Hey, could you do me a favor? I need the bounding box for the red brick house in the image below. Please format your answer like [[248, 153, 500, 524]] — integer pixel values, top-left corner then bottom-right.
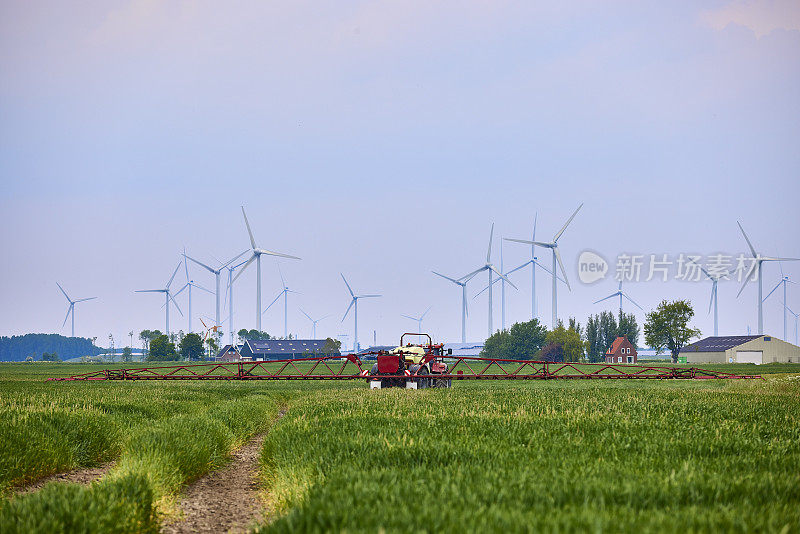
[[605, 337, 637, 364]]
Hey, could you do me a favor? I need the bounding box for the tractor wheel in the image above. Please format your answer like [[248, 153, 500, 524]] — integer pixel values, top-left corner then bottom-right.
[[416, 366, 431, 389]]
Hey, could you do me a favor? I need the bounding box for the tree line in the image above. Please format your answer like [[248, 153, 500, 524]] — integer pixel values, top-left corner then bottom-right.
[[0, 334, 102, 362], [481, 300, 699, 363]]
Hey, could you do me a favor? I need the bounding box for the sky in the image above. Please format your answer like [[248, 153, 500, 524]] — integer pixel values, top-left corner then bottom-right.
[[1, 0, 799, 351]]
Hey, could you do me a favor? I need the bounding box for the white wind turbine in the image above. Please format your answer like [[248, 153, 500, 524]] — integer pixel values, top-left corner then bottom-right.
[[736, 221, 800, 335], [593, 281, 643, 314], [699, 266, 722, 337], [234, 207, 301, 331], [762, 269, 795, 341], [299, 309, 330, 339], [56, 283, 97, 338], [135, 263, 183, 335], [222, 253, 249, 345], [506, 204, 583, 328], [184, 251, 245, 335], [172, 249, 213, 333], [262, 264, 298, 338], [431, 271, 477, 343], [457, 224, 517, 337], [401, 306, 432, 334], [341, 273, 381, 352]]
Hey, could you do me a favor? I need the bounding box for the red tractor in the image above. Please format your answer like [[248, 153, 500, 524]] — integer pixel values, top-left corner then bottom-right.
[[368, 333, 452, 389]]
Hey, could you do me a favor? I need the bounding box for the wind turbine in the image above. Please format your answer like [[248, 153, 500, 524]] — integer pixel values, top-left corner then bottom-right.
[[341, 274, 380, 352], [262, 264, 298, 338], [699, 266, 721, 337], [135, 263, 183, 335], [56, 283, 97, 338], [401, 306, 432, 334], [184, 251, 246, 337], [234, 206, 301, 331], [593, 281, 643, 314], [736, 221, 800, 335], [299, 309, 330, 339], [504, 214, 552, 321], [506, 204, 583, 328], [457, 224, 517, 337], [762, 271, 795, 341], [172, 249, 213, 333], [432, 271, 476, 343], [222, 253, 249, 346]]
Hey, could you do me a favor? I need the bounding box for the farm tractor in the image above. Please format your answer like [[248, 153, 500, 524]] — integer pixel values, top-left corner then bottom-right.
[[367, 333, 452, 389]]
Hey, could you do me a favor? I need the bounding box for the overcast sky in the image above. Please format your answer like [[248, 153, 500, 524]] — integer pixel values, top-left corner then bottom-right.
[[1, 1, 799, 350]]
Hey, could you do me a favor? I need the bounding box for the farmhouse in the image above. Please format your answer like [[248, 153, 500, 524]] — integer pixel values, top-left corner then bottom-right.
[[216, 344, 242, 362], [679, 335, 800, 364], [605, 337, 637, 364], [239, 339, 339, 361]]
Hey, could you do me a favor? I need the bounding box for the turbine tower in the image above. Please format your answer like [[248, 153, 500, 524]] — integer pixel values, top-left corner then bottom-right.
[[593, 281, 643, 314], [736, 221, 799, 335], [786, 306, 798, 346], [340, 274, 381, 352], [401, 306, 432, 334], [432, 271, 476, 343], [173, 250, 213, 333], [135, 263, 183, 335], [506, 204, 583, 328], [56, 283, 97, 338], [234, 207, 301, 331], [763, 272, 795, 341], [299, 309, 330, 339], [262, 264, 298, 338], [458, 224, 517, 337]]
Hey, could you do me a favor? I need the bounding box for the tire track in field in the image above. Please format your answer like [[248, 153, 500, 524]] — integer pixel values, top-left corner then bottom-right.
[[162, 408, 287, 534], [14, 461, 116, 495]]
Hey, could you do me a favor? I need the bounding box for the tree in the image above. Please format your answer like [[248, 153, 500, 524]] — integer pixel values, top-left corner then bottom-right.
[[481, 319, 547, 360], [205, 336, 219, 360], [41, 351, 60, 362], [179, 333, 204, 361], [644, 300, 701, 363], [545, 324, 584, 362], [540, 342, 564, 362], [481, 329, 512, 359], [617, 311, 640, 348], [147, 335, 176, 361], [321, 338, 342, 355], [121, 347, 133, 363], [139, 330, 163, 358], [238, 329, 270, 343]]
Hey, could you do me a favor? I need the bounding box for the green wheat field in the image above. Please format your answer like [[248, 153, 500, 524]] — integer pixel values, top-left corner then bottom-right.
[[1, 363, 798, 533]]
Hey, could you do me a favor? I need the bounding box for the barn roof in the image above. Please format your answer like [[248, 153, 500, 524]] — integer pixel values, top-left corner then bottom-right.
[[680, 335, 761, 353], [245, 339, 335, 354]]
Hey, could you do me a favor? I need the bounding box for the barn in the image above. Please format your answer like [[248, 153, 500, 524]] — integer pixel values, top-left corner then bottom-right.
[[239, 339, 339, 361], [679, 335, 800, 364]]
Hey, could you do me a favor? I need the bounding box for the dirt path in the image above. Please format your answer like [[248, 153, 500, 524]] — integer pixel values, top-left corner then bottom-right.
[[162, 410, 287, 534], [14, 461, 116, 495]]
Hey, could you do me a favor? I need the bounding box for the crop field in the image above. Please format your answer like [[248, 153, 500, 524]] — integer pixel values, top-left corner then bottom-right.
[[1, 363, 799, 533]]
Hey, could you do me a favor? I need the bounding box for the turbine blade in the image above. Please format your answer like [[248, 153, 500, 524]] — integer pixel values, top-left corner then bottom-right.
[[505, 238, 551, 248], [277, 262, 286, 288], [554, 247, 571, 291], [185, 254, 216, 274], [242, 206, 257, 250], [262, 292, 282, 315], [505, 261, 532, 276], [170, 294, 183, 316], [593, 294, 617, 305], [232, 255, 256, 283], [401, 314, 417, 321], [487, 223, 494, 263], [553, 203, 583, 243], [533, 259, 566, 284], [342, 298, 355, 322], [360, 294, 381, 298], [193, 283, 214, 295], [708, 284, 715, 315], [622, 293, 644, 311], [166, 263, 181, 289], [432, 271, 458, 284], [135, 289, 165, 293], [172, 283, 189, 299], [762, 279, 783, 303], [473, 283, 491, 299], [183, 248, 190, 281], [62, 305, 72, 328], [299, 308, 313, 321], [56, 282, 71, 302], [223, 249, 250, 268], [74, 297, 97, 303], [458, 266, 486, 282], [737, 221, 757, 257], [256, 248, 301, 260], [490, 265, 517, 290], [341, 273, 354, 297], [532, 212, 537, 242], [761, 257, 800, 262], [420, 306, 432, 320]]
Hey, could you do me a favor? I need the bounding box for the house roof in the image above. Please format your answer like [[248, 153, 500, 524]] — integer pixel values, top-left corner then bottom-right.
[[680, 335, 761, 353], [605, 337, 630, 355], [245, 339, 336, 355], [216, 344, 241, 359]]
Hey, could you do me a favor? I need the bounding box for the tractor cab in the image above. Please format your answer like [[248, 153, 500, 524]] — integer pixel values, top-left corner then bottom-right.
[[369, 333, 452, 389]]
